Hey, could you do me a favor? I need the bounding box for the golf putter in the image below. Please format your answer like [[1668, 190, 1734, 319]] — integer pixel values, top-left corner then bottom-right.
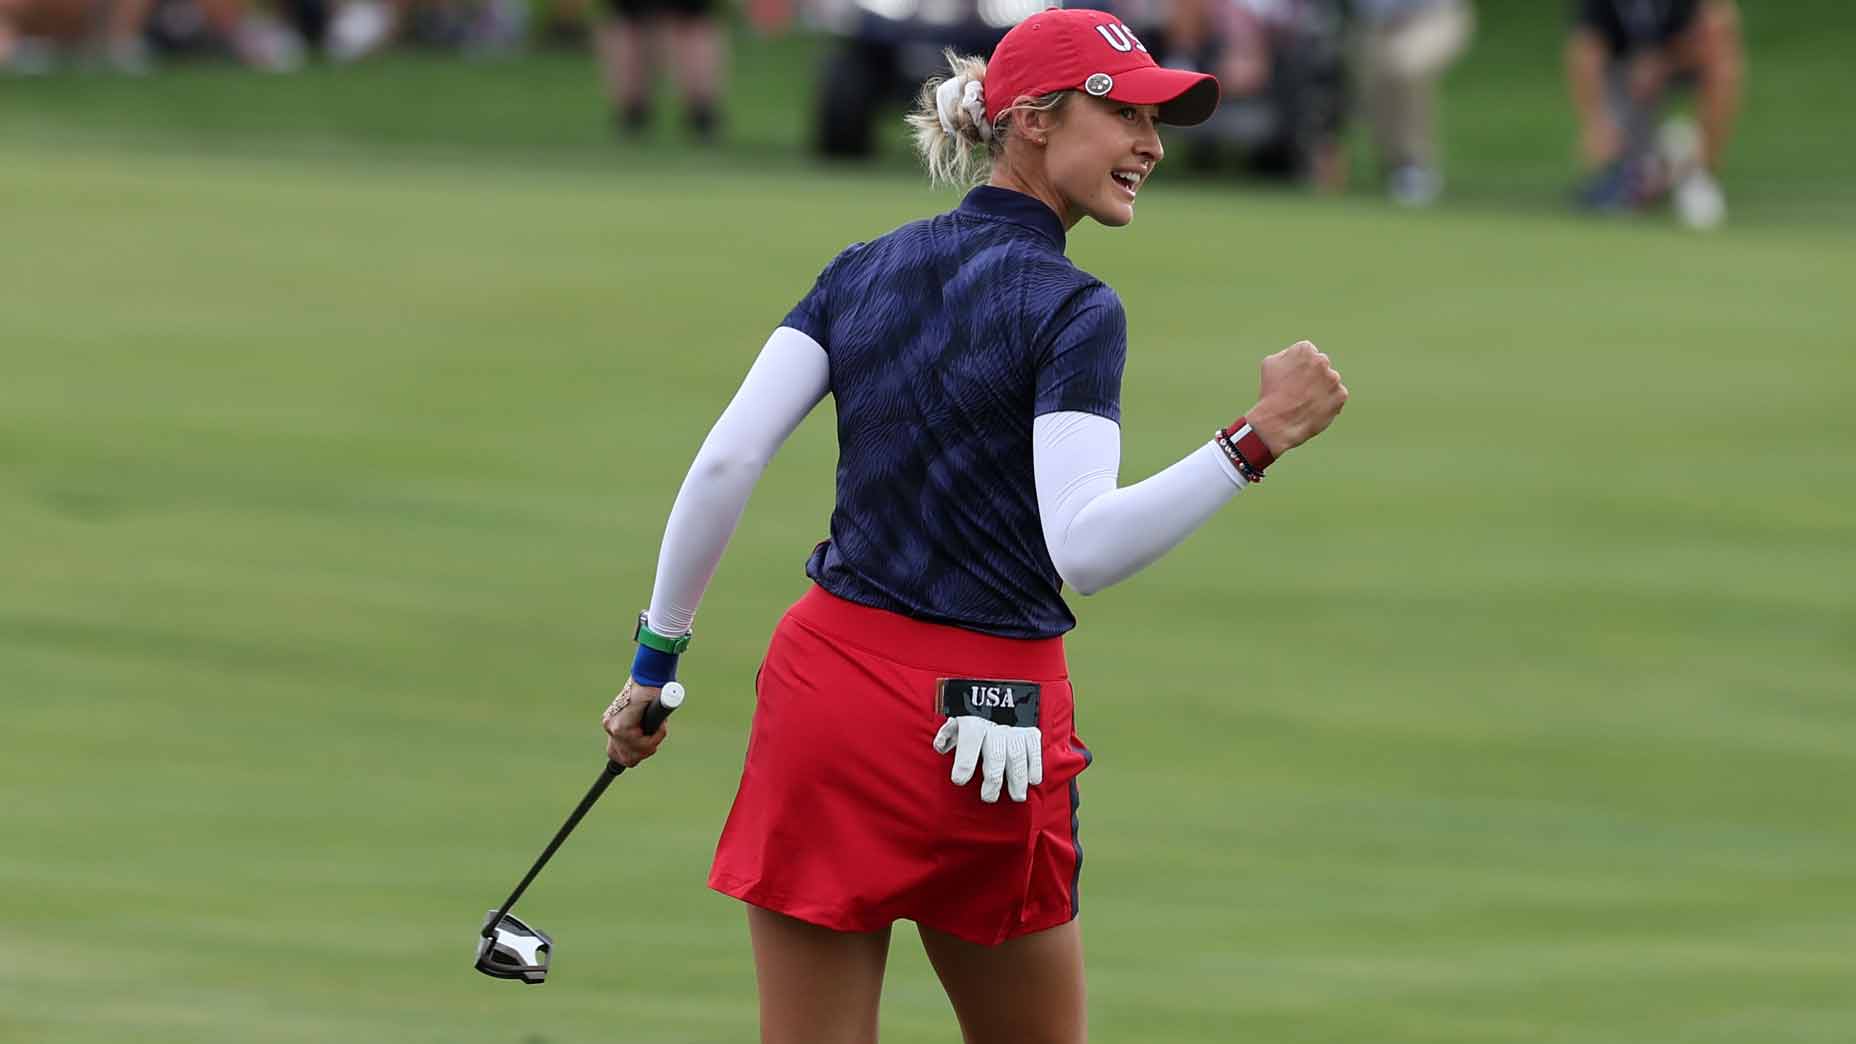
[[475, 681, 684, 984]]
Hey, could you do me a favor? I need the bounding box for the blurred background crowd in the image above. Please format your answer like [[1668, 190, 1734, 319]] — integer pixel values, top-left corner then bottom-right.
[[0, 0, 1744, 226]]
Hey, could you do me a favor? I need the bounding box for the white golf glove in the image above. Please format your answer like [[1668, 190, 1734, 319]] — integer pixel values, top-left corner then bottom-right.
[[933, 717, 1043, 803]]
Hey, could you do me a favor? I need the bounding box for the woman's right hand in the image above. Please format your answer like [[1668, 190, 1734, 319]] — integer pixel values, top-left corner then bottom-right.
[[601, 678, 670, 767], [1244, 341, 1349, 457]]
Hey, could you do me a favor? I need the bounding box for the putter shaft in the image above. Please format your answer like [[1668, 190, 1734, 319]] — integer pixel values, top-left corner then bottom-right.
[[482, 687, 681, 935]]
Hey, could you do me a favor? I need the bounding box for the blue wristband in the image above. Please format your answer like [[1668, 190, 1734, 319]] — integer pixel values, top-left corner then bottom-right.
[[631, 644, 680, 688]]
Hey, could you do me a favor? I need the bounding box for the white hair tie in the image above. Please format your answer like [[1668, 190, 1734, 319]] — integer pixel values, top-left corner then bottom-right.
[[961, 79, 991, 142], [935, 74, 992, 143]]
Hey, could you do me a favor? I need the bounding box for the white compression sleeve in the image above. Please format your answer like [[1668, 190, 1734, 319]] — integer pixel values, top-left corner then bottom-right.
[[1033, 411, 1247, 596], [644, 327, 830, 635]]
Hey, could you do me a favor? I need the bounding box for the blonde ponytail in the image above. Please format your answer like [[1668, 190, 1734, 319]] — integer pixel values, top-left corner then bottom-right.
[[908, 50, 1075, 188], [907, 51, 999, 188]]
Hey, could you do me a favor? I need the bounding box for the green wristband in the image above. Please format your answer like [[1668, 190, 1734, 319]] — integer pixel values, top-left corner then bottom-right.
[[634, 612, 692, 654]]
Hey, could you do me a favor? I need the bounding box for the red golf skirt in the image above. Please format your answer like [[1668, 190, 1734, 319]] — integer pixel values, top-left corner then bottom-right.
[[708, 585, 1092, 946]]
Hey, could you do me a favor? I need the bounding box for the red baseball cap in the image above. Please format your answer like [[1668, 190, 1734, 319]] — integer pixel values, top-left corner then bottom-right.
[[983, 8, 1220, 127]]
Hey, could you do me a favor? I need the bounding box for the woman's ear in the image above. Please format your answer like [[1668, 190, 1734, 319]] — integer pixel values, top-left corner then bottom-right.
[[1011, 105, 1058, 147]]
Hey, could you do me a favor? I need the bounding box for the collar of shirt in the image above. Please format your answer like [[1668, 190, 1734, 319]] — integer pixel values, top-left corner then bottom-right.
[[958, 186, 1067, 252]]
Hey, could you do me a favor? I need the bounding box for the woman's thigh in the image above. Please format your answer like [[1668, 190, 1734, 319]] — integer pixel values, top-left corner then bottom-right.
[[918, 919, 1086, 1044], [749, 906, 892, 1044]]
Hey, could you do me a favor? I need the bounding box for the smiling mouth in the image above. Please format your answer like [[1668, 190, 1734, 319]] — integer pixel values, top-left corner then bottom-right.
[[1111, 170, 1141, 199]]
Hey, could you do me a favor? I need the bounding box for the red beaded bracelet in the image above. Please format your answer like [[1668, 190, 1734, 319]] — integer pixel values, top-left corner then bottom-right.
[[1213, 428, 1265, 484]]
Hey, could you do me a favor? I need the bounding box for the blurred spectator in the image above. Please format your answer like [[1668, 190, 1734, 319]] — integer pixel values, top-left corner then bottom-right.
[[1149, 0, 1267, 93], [535, 0, 592, 48], [805, 0, 1023, 158], [1565, 0, 1743, 228], [284, 0, 329, 49], [5, 0, 159, 71], [3, 0, 309, 71], [1145, 0, 1349, 191], [183, 0, 308, 68], [597, 0, 726, 141], [327, 0, 525, 61], [1352, 0, 1472, 206], [0, 0, 27, 69], [742, 0, 791, 37], [326, 0, 394, 58]]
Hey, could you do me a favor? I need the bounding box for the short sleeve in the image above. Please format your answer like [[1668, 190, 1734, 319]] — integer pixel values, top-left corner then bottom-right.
[[780, 243, 862, 354], [1033, 283, 1127, 422]]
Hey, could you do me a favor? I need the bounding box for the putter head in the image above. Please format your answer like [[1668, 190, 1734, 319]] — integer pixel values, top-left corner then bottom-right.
[[475, 910, 552, 985]]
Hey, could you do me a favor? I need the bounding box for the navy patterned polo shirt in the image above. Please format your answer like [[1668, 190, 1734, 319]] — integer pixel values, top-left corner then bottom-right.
[[781, 185, 1127, 639]]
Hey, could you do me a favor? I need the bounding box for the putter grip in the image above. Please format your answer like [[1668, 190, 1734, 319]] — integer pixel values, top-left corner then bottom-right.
[[606, 681, 684, 777], [639, 696, 677, 735]]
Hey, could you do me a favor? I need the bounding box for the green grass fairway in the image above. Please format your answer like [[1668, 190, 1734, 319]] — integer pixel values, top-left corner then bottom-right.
[[4, 13, 1855, 1042]]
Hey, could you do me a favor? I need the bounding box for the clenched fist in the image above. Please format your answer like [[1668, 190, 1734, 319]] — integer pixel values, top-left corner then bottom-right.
[[1244, 341, 1349, 456]]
